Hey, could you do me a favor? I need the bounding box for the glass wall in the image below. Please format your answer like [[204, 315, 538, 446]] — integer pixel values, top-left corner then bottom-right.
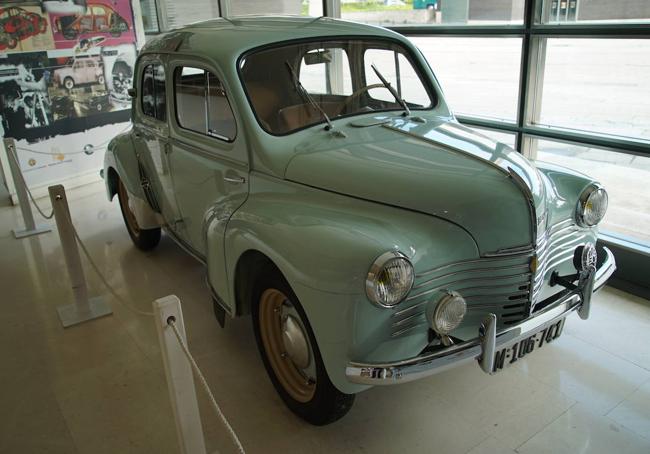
[[540, 0, 650, 24], [537, 38, 650, 140], [142, 0, 323, 34], [340, 0, 525, 26], [139, 0, 160, 33], [535, 139, 650, 245], [411, 37, 522, 121]]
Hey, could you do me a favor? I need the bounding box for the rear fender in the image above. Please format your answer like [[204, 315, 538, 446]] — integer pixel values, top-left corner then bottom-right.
[[104, 130, 144, 201]]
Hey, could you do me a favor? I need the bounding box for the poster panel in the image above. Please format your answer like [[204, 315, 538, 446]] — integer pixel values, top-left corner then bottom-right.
[[0, 0, 140, 201]]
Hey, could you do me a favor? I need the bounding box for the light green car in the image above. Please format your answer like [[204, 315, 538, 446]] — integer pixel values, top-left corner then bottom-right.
[[103, 16, 616, 425]]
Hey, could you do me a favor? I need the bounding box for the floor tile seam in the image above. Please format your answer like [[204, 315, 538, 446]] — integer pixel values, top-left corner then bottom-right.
[[563, 332, 650, 374], [512, 400, 578, 453]]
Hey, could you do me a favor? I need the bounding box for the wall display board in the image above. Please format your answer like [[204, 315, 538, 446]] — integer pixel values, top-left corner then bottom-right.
[[0, 0, 142, 202]]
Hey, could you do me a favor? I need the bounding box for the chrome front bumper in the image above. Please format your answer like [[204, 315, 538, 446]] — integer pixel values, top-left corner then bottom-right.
[[346, 246, 616, 386]]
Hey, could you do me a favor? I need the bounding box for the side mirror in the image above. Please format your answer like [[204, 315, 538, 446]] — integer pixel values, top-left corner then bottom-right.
[[128, 87, 136, 98]]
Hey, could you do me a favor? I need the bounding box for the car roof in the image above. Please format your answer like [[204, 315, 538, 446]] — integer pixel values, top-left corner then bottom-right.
[[139, 15, 404, 63]]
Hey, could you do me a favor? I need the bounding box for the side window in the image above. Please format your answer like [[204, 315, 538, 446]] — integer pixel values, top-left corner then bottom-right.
[[154, 65, 166, 121], [175, 66, 236, 141], [141, 63, 166, 121]]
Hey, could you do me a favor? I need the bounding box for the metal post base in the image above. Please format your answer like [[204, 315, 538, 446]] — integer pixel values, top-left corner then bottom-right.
[[57, 296, 113, 328], [12, 225, 51, 239]]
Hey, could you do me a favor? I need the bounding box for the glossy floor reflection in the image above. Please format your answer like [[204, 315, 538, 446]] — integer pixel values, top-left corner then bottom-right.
[[1, 181, 649, 454]]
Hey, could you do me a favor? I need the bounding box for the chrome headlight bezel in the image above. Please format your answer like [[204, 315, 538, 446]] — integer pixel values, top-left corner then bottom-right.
[[576, 184, 608, 228], [365, 251, 415, 308]]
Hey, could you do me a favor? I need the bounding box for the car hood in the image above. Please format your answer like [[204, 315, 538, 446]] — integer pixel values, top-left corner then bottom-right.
[[284, 116, 546, 255]]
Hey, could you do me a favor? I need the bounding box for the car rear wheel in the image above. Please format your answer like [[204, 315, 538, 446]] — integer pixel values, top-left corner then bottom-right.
[[97, 74, 105, 85], [63, 77, 74, 90], [117, 177, 160, 251], [252, 265, 354, 425]]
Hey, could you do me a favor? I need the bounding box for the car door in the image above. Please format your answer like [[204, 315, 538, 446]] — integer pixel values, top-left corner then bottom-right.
[[167, 58, 249, 308], [72, 60, 84, 83], [133, 55, 184, 234]]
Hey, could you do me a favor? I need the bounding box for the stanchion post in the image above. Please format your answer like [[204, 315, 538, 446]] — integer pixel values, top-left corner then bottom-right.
[[48, 184, 112, 327], [3, 137, 51, 238], [153, 295, 207, 454]]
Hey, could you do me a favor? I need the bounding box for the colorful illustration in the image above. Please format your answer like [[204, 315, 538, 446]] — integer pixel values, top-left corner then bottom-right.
[[0, 5, 48, 50], [0, 0, 137, 143], [49, 0, 135, 49]]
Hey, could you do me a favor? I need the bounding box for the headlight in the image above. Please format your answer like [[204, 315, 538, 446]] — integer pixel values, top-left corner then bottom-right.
[[576, 185, 608, 227], [427, 291, 467, 335], [366, 251, 414, 308]]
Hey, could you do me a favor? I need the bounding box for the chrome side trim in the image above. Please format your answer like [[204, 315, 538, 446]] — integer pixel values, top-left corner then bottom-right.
[[163, 226, 206, 265], [406, 272, 531, 302], [416, 253, 532, 278], [414, 263, 530, 289]]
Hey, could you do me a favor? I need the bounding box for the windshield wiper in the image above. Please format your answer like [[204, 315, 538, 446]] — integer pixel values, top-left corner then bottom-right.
[[370, 63, 411, 117], [284, 61, 334, 131]]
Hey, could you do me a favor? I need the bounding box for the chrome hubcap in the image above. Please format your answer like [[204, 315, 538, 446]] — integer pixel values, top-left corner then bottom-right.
[[282, 314, 310, 370]]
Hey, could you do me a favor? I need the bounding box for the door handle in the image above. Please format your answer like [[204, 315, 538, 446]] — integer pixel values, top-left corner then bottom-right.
[[224, 175, 246, 184]]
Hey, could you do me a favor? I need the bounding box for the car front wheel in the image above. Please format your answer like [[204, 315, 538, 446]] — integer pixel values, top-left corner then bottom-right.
[[252, 265, 354, 425], [117, 177, 160, 251], [63, 77, 74, 90]]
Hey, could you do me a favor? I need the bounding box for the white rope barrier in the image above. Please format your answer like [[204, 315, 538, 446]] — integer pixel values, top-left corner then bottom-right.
[[71, 224, 155, 317], [7, 148, 55, 219], [168, 318, 246, 454], [6, 142, 244, 451]]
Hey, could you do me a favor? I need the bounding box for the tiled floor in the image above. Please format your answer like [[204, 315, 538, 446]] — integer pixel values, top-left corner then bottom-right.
[[1, 181, 649, 454]]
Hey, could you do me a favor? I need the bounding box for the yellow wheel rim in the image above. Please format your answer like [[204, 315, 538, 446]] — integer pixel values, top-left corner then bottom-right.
[[118, 180, 140, 235], [259, 288, 316, 403]]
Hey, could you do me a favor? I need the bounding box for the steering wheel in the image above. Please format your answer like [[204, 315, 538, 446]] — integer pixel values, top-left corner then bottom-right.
[[338, 83, 385, 115]]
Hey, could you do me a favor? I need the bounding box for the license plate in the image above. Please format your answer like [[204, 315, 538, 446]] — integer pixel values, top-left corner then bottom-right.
[[491, 318, 565, 373]]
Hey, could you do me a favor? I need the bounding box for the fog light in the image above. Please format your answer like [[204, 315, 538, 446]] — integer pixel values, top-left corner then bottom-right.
[[427, 291, 467, 335]]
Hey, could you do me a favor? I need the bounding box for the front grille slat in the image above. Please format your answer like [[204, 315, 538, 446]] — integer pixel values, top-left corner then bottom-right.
[[390, 218, 587, 338]]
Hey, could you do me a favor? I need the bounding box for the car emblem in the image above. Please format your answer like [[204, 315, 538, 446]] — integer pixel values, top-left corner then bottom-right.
[[530, 255, 539, 274], [581, 244, 597, 271]]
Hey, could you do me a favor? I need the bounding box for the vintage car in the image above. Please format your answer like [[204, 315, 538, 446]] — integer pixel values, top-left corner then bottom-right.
[[53, 56, 104, 89], [54, 2, 129, 40], [0, 6, 47, 49], [103, 17, 616, 425]]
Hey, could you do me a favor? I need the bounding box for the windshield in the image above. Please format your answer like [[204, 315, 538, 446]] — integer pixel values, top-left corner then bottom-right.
[[240, 39, 434, 135]]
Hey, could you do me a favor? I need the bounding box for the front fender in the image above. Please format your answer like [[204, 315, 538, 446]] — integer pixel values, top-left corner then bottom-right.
[[536, 160, 598, 225], [225, 173, 480, 393]]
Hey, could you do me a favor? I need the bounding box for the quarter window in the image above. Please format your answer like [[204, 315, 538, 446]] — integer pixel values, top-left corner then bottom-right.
[[141, 63, 166, 122], [174, 66, 236, 141]]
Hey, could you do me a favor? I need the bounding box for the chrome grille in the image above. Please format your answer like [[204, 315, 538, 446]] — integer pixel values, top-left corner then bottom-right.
[[531, 219, 586, 310], [391, 254, 532, 337], [390, 218, 584, 338]]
